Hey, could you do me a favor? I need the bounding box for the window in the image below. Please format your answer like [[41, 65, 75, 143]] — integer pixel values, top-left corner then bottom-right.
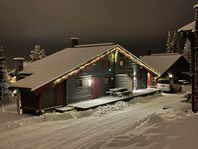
[[174, 79, 179, 84], [158, 79, 170, 84], [104, 76, 111, 85], [103, 60, 110, 68], [76, 79, 82, 88], [119, 60, 125, 66]]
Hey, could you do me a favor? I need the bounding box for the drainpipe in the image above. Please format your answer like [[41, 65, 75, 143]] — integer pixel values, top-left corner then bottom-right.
[[192, 4, 198, 112]]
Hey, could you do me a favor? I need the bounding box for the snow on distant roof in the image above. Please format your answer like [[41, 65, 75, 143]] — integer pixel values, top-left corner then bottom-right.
[[75, 43, 114, 48], [194, 4, 198, 8], [140, 53, 183, 76], [178, 21, 195, 32]]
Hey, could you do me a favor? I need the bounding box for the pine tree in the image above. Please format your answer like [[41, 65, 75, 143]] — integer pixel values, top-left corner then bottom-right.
[[166, 31, 172, 53], [171, 31, 180, 53], [29, 45, 46, 62], [183, 39, 191, 62], [0, 44, 10, 101]]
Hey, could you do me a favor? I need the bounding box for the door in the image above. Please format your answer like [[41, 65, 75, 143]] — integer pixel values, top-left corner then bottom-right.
[[147, 72, 151, 88], [54, 82, 65, 106], [91, 77, 99, 98]]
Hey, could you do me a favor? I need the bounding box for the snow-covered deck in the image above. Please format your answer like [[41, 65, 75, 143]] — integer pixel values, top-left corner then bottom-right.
[[68, 88, 160, 110]]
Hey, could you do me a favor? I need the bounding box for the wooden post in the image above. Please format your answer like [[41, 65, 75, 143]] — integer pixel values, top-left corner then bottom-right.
[[16, 90, 22, 114]]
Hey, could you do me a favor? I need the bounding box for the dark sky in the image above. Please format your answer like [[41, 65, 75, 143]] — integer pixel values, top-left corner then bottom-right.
[[0, 0, 196, 67]]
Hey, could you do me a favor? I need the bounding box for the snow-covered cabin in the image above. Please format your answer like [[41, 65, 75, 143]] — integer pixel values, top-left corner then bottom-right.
[[11, 43, 160, 114], [141, 53, 190, 81]]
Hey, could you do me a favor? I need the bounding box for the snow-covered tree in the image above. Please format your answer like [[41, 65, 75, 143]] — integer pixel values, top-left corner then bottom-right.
[[171, 31, 180, 53], [166, 31, 172, 53], [29, 45, 46, 62], [183, 39, 191, 62], [0, 44, 10, 101]]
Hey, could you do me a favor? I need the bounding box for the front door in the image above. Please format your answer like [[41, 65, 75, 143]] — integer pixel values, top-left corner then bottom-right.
[[54, 82, 65, 106], [91, 77, 99, 98], [147, 72, 151, 88]]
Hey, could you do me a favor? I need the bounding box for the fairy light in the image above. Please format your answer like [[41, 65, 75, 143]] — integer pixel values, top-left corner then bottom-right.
[[115, 50, 118, 62], [53, 45, 160, 86]]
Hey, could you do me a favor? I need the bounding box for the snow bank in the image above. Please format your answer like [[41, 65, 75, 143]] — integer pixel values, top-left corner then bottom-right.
[[92, 101, 129, 117]]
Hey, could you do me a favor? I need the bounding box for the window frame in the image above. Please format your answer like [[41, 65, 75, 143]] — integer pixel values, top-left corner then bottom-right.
[[75, 79, 83, 88]]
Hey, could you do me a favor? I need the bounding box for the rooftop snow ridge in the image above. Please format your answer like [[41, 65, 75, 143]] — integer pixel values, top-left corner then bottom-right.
[[75, 43, 115, 48], [148, 53, 180, 56]]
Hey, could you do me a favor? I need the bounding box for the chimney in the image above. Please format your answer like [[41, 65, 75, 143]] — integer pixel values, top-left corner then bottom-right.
[[194, 4, 198, 30], [13, 57, 25, 72], [70, 37, 79, 47], [146, 50, 152, 56]]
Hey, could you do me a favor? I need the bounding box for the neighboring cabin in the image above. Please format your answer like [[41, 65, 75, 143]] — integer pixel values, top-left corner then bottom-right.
[[140, 53, 190, 81], [11, 42, 160, 114]]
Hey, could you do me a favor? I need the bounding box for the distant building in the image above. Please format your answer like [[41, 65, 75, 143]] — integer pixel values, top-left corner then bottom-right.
[[141, 53, 190, 81], [11, 43, 159, 114]]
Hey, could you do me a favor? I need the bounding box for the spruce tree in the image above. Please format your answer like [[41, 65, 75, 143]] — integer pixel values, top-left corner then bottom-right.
[[172, 31, 180, 53], [166, 31, 172, 53], [29, 45, 46, 62], [0, 44, 10, 101], [183, 39, 191, 62]]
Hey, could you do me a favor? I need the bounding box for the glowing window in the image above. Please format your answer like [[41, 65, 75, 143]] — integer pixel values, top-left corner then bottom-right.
[[119, 60, 125, 66]]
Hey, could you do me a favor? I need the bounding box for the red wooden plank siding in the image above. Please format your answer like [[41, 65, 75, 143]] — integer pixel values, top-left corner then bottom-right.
[[54, 82, 65, 106]]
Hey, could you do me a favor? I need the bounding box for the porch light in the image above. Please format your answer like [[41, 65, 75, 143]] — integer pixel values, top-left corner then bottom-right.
[[88, 79, 92, 87], [12, 89, 17, 97], [168, 73, 173, 78]]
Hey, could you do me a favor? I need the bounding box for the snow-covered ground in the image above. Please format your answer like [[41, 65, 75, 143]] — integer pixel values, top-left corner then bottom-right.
[[0, 85, 195, 149]]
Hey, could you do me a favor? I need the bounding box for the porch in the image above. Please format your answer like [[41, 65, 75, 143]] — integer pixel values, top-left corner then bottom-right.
[[56, 88, 161, 111]]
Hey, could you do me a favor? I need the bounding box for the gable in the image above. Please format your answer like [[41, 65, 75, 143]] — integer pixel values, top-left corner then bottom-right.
[[53, 45, 160, 87]]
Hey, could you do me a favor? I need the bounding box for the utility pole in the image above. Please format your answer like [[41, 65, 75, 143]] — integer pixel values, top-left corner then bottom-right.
[[193, 4, 198, 112], [178, 4, 198, 112]]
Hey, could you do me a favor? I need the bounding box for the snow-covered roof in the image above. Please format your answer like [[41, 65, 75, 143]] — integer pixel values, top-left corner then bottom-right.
[[178, 21, 195, 32], [11, 44, 160, 91], [140, 53, 188, 76], [194, 4, 198, 9]]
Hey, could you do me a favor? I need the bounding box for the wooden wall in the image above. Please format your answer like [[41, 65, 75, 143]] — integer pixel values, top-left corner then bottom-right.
[[115, 74, 132, 91], [20, 89, 39, 113], [66, 53, 115, 104], [66, 76, 92, 104]]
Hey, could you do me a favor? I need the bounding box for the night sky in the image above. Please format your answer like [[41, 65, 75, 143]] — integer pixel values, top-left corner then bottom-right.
[[0, 0, 196, 67]]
